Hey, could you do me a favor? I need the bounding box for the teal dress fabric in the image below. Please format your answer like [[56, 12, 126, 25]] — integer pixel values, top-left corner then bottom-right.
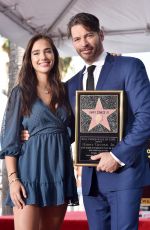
[[0, 85, 78, 207]]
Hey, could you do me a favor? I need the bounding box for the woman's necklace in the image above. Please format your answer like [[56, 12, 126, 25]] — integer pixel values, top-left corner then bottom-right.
[[37, 86, 50, 94]]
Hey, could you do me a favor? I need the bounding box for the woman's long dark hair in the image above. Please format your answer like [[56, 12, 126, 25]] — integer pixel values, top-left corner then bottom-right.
[[18, 34, 66, 115]]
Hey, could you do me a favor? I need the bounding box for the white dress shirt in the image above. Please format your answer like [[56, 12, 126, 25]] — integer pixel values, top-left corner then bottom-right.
[[82, 51, 125, 166]]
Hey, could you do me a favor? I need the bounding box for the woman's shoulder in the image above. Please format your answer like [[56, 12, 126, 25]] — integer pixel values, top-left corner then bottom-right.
[[9, 84, 21, 97], [7, 85, 22, 106], [11, 84, 21, 93]]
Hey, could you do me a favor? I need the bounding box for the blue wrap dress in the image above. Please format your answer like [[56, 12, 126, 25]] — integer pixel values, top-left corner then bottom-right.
[[0, 85, 78, 207]]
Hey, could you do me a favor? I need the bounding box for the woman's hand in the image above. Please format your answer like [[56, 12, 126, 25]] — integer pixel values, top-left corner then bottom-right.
[[9, 179, 27, 209]]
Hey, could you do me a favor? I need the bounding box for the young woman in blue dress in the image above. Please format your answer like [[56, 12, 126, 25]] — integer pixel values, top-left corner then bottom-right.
[[0, 34, 78, 230]]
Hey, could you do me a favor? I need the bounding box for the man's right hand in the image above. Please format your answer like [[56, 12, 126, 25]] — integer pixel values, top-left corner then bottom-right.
[[21, 130, 30, 141]]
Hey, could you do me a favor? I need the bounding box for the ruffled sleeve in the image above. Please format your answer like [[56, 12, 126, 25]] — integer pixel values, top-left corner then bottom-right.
[[0, 85, 22, 159]]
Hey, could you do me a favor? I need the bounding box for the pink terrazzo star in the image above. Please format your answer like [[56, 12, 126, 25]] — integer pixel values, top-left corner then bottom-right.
[[82, 98, 116, 131]]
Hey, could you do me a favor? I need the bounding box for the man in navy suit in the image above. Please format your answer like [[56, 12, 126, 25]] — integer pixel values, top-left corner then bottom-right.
[[66, 13, 150, 230]]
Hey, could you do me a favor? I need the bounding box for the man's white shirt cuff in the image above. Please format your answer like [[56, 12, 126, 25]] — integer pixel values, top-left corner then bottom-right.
[[110, 152, 125, 166]]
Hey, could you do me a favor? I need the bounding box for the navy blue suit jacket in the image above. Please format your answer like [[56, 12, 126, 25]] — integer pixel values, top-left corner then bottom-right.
[[66, 53, 150, 194]]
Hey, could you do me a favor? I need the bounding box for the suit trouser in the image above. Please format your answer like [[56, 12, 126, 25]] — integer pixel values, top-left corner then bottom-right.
[[83, 188, 143, 230]]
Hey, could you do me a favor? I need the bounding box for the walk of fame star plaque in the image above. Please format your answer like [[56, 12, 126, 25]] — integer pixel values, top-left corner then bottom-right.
[[75, 90, 124, 166]]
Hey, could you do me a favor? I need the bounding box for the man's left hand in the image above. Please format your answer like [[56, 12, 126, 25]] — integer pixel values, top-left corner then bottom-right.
[[91, 152, 120, 173]]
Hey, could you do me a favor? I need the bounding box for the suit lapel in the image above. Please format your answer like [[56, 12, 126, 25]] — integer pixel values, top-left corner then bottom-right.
[[78, 66, 86, 90], [77, 54, 115, 90], [96, 53, 115, 90]]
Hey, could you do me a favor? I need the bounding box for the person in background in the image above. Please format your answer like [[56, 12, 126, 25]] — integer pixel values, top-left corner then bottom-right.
[[66, 12, 150, 230], [0, 34, 78, 230]]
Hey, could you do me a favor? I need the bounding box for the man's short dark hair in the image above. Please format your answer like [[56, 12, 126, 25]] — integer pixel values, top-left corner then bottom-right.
[[67, 12, 100, 37]]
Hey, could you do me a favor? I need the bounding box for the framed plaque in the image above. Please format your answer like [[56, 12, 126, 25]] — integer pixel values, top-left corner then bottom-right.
[[146, 139, 150, 163], [75, 90, 124, 166]]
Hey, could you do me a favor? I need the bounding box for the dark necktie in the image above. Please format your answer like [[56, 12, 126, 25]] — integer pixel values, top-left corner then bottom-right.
[[86, 65, 96, 90]]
